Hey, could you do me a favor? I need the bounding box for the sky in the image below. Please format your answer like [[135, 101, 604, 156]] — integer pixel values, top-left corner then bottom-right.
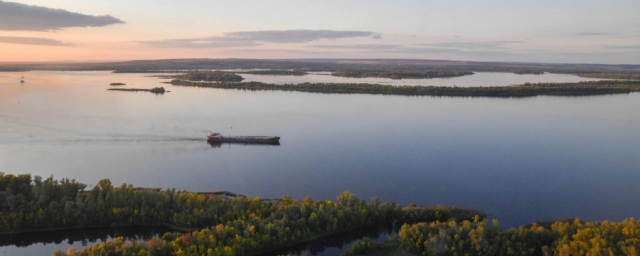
[[0, 0, 639, 64]]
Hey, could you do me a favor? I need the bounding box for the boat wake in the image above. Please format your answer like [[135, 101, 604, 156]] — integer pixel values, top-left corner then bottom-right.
[[0, 133, 206, 146], [55, 136, 205, 145]]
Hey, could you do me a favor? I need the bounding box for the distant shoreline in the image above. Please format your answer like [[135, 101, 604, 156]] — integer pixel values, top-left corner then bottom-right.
[[1, 58, 639, 81], [170, 80, 638, 97]]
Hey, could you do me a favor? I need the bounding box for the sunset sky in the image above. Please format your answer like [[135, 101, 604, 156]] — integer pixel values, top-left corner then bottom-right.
[[1, 0, 639, 64]]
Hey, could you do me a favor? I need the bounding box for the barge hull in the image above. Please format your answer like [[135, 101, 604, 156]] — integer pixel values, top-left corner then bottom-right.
[[207, 136, 280, 144]]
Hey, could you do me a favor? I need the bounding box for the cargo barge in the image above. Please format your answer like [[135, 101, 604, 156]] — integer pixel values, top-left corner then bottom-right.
[[206, 132, 280, 144]]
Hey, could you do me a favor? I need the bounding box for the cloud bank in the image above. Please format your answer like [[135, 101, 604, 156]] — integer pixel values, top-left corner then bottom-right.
[[608, 45, 640, 49], [311, 41, 521, 52], [307, 42, 521, 58], [0, 36, 72, 46], [0, 1, 124, 31], [138, 30, 381, 48], [312, 44, 402, 50], [418, 41, 522, 50], [576, 32, 612, 36]]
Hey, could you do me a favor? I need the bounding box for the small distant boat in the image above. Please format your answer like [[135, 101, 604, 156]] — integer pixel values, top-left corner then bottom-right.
[[20, 76, 24, 83], [206, 132, 280, 144]]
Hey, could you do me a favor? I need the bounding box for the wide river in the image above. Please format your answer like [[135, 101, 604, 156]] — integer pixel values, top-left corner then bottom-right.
[[0, 71, 638, 255]]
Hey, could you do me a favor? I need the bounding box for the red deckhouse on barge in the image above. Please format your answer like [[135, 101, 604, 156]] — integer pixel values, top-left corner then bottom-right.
[[206, 132, 280, 144]]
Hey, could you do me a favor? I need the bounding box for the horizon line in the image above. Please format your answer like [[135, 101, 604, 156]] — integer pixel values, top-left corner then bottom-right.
[[1, 57, 639, 67]]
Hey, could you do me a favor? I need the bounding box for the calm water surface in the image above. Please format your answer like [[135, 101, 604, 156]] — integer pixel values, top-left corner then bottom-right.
[[239, 71, 608, 87], [0, 226, 172, 255], [0, 71, 639, 255]]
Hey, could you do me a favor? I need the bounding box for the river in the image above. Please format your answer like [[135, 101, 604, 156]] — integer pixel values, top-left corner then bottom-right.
[[0, 71, 638, 255]]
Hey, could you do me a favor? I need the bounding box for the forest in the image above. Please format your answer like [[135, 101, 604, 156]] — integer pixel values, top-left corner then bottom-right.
[[394, 218, 640, 256], [0, 173, 481, 255], [329, 70, 474, 79], [172, 69, 474, 80], [340, 217, 640, 256], [1, 173, 640, 255], [170, 79, 639, 97], [235, 70, 308, 76], [577, 72, 640, 80], [174, 72, 244, 82]]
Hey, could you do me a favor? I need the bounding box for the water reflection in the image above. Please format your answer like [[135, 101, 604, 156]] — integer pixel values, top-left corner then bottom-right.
[[264, 224, 394, 256], [0, 226, 173, 250], [1, 71, 640, 255], [238, 72, 611, 87], [1, 225, 391, 256]]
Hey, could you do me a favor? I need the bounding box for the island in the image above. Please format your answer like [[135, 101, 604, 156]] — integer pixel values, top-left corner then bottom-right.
[[577, 72, 640, 80], [174, 71, 244, 82], [330, 70, 474, 79], [109, 82, 126, 86], [512, 70, 545, 75], [169, 79, 639, 97], [107, 87, 166, 94], [236, 70, 309, 76]]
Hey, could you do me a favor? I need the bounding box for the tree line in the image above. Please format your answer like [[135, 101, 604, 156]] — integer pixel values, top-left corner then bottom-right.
[[170, 79, 638, 97], [396, 217, 640, 256], [577, 72, 640, 80], [3, 173, 639, 255], [340, 217, 640, 256], [0, 173, 482, 255], [174, 72, 244, 82], [330, 70, 474, 80], [235, 70, 308, 76]]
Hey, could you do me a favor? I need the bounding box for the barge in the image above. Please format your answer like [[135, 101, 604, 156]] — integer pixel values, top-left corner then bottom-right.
[[206, 132, 280, 144]]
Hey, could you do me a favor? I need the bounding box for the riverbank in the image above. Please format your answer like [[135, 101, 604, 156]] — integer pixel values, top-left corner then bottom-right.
[[0, 223, 195, 237], [0, 173, 483, 256], [2, 173, 640, 255]]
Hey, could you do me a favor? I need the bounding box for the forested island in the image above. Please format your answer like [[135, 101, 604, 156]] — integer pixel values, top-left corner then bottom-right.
[[0, 173, 639, 255], [577, 72, 640, 80], [109, 83, 126, 86], [512, 70, 545, 75], [170, 79, 639, 97], [168, 69, 475, 82], [330, 70, 474, 79], [0, 68, 29, 72], [235, 70, 308, 76], [174, 72, 244, 82], [108, 87, 166, 94], [0, 173, 480, 255]]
